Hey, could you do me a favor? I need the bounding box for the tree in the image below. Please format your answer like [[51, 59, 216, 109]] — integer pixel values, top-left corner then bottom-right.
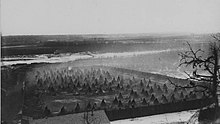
[[169, 34, 220, 108]]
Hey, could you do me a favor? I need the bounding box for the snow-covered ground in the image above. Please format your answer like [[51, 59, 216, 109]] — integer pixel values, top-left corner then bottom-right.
[[1, 48, 180, 66], [1, 48, 187, 79], [111, 110, 197, 124], [1, 53, 92, 66], [94, 48, 179, 58]]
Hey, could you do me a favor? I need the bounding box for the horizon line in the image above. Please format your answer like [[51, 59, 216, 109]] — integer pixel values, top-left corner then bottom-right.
[[1, 32, 219, 37]]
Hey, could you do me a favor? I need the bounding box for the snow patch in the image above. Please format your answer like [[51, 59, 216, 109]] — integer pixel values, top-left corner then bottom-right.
[[111, 110, 197, 124]]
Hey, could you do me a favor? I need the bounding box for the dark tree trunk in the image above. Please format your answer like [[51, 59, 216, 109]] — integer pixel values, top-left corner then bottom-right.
[[213, 44, 219, 108]]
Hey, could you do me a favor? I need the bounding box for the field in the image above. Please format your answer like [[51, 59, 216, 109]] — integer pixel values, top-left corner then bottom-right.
[[1, 33, 214, 123], [21, 64, 207, 119]]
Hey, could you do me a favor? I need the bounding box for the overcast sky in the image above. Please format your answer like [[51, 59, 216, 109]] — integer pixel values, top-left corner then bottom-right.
[[1, 0, 220, 35]]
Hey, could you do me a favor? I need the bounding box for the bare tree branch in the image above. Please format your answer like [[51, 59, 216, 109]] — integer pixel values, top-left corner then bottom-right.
[[177, 34, 220, 107], [167, 78, 208, 90], [212, 34, 220, 42], [183, 71, 213, 82], [167, 78, 211, 96]]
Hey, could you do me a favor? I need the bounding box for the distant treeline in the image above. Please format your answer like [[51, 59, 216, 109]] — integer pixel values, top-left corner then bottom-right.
[[2, 41, 164, 56], [1, 35, 104, 46], [105, 98, 214, 121], [2, 33, 210, 46]]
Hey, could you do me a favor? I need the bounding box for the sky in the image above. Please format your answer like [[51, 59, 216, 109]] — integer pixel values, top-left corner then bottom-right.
[[1, 0, 220, 35]]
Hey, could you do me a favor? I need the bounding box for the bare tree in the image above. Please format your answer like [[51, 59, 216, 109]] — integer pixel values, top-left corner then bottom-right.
[[169, 34, 220, 108]]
